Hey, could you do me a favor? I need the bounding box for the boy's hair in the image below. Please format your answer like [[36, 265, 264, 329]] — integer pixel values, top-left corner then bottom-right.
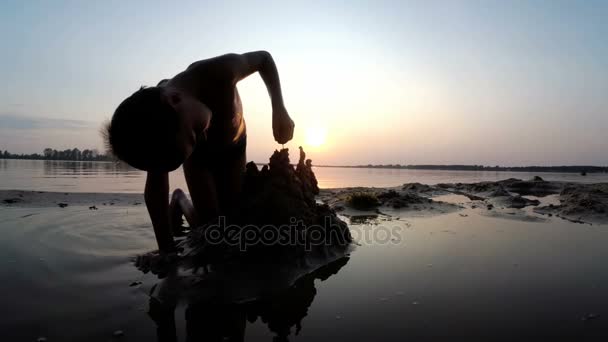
[[104, 86, 184, 172]]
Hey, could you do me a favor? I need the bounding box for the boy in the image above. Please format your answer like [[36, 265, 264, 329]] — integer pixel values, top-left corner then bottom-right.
[[105, 51, 295, 253]]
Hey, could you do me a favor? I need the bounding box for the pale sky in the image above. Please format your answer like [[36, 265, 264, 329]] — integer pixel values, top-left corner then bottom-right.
[[1, 0, 607, 166]]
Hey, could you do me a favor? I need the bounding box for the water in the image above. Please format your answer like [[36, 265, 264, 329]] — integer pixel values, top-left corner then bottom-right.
[[1, 159, 608, 340], [1, 159, 606, 193], [2, 205, 608, 340]]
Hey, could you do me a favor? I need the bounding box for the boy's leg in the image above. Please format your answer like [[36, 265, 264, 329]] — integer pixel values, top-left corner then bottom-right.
[[169, 188, 196, 235], [213, 135, 247, 214], [181, 136, 246, 226], [215, 153, 246, 213], [182, 158, 220, 224]]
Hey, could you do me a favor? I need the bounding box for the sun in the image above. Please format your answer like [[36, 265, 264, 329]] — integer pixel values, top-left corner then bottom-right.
[[305, 126, 327, 148]]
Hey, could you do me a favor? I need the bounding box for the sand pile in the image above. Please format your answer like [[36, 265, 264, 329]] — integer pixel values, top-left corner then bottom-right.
[[418, 178, 608, 224], [235, 147, 323, 226], [436, 178, 560, 210], [500, 195, 540, 209], [179, 147, 352, 267], [377, 189, 434, 209], [319, 185, 460, 217], [499, 177, 563, 197], [535, 183, 608, 224], [401, 183, 437, 194], [438, 177, 562, 199]]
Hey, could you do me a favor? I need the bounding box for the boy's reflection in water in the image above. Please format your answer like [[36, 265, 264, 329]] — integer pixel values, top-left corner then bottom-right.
[[148, 257, 349, 342]]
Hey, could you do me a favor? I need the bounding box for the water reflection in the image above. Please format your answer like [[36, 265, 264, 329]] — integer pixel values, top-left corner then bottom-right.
[[148, 257, 349, 342], [41, 160, 138, 177], [2, 159, 607, 193]]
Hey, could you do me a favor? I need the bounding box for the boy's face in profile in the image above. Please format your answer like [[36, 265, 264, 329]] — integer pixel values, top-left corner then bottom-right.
[[162, 88, 212, 166]]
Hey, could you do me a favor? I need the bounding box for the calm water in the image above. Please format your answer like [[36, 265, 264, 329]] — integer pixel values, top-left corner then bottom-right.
[[2, 159, 608, 340], [2, 206, 608, 340], [1, 159, 606, 193]]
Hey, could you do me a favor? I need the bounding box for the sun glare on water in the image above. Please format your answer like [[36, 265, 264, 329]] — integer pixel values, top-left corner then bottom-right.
[[305, 127, 327, 148]]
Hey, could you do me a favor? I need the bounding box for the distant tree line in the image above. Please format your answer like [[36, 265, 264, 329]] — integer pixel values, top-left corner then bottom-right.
[[2, 149, 606, 173], [0, 148, 113, 161], [316, 164, 608, 173]]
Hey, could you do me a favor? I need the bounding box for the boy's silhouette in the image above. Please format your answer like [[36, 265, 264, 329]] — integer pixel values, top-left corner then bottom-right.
[[105, 51, 294, 252]]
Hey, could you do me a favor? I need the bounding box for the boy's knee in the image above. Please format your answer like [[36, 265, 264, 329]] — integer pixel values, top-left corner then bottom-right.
[[171, 188, 185, 201]]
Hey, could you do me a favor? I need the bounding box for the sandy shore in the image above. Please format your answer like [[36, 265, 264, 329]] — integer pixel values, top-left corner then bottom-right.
[[319, 177, 608, 225], [0, 190, 144, 208], [2, 177, 607, 225]]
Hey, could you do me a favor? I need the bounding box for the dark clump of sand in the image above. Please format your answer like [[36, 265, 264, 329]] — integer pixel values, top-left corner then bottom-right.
[[437, 176, 562, 198], [422, 177, 608, 224], [319, 184, 461, 219], [345, 192, 381, 210], [500, 195, 540, 209], [315, 176, 608, 225], [437, 177, 554, 209], [534, 183, 608, 224], [378, 190, 434, 209], [499, 177, 563, 197]]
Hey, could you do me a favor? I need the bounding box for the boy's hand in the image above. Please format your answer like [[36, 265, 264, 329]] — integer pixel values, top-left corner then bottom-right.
[[272, 106, 294, 144], [135, 250, 179, 278]]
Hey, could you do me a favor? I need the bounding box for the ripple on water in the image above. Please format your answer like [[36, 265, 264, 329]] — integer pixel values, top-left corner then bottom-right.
[[0, 206, 159, 340]]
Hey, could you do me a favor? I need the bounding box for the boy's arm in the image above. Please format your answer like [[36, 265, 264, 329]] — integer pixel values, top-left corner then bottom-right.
[[144, 172, 174, 252], [233, 51, 294, 144], [190, 51, 294, 143], [229, 51, 285, 108]]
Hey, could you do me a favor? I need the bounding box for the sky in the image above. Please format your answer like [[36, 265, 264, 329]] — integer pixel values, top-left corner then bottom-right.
[[1, 0, 607, 166]]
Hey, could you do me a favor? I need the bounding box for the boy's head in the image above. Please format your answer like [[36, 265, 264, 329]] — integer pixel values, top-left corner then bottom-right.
[[105, 86, 210, 172]]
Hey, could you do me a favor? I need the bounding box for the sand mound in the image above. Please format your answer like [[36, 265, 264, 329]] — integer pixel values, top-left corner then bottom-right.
[[499, 178, 562, 197], [378, 190, 433, 209], [438, 178, 562, 198], [488, 185, 511, 197], [401, 183, 436, 193], [492, 195, 540, 209], [177, 148, 352, 268], [535, 183, 608, 224], [319, 185, 460, 219]]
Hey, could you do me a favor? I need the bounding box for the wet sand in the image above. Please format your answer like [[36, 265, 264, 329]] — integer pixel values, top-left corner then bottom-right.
[[4, 177, 607, 225], [0, 190, 144, 207], [318, 177, 608, 225]]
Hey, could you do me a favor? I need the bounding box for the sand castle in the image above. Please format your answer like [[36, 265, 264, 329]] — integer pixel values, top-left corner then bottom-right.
[[177, 147, 352, 268]]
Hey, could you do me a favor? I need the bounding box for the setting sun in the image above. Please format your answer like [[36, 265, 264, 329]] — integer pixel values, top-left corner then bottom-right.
[[305, 127, 327, 148]]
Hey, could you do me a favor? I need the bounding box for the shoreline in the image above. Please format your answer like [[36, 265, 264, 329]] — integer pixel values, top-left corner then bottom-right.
[[0, 190, 144, 207], [3, 177, 607, 225]]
